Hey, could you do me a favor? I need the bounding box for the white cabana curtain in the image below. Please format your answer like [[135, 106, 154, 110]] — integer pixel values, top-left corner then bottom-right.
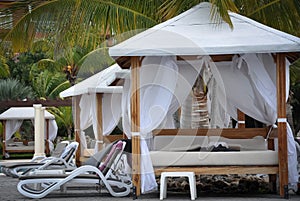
[[91, 93, 122, 152], [5, 120, 23, 141], [80, 93, 122, 153], [122, 56, 203, 193], [47, 119, 58, 151], [209, 53, 298, 186]]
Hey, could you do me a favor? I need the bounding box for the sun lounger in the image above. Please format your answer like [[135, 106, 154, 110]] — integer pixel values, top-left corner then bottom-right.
[[17, 140, 132, 198], [1, 141, 78, 178]]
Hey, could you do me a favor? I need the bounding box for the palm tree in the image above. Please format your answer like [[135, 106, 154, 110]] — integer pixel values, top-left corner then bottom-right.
[[48, 106, 74, 140], [31, 70, 70, 99], [1, 0, 163, 54]]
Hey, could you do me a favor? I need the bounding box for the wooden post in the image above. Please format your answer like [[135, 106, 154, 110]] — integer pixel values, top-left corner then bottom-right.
[[237, 109, 245, 128], [1, 120, 6, 158], [96, 93, 104, 151], [276, 53, 288, 197], [131, 56, 141, 196], [45, 119, 50, 155], [73, 95, 82, 166]]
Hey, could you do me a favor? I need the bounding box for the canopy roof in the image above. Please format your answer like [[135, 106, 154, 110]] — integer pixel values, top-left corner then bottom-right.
[[0, 107, 55, 120], [109, 2, 300, 57], [60, 64, 129, 98]]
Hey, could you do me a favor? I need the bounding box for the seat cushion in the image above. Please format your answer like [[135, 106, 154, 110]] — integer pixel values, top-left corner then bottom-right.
[[150, 150, 278, 166]]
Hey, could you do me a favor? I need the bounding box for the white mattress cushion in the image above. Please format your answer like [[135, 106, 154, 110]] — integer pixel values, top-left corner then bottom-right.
[[150, 150, 278, 166]]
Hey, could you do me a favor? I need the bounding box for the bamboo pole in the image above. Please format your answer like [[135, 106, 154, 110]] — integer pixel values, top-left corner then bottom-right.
[[276, 53, 288, 198], [96, 93, 104, 151], [131, 56, 141, 197]]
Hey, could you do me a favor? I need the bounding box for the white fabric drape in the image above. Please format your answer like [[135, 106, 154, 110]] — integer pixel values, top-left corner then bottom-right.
[[122, 56, 203, 193], [210, 53, 298, 186], [91, 93, 122, 152], [80, 93, 122, 153], [47, 119, 58, 151], [5, 120, 23, 141]]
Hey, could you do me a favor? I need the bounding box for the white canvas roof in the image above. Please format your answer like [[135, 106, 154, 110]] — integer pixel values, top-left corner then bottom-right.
[[60, 64, 129, 98], [109, 2, 300, 57], [0, 107, 55, 120]]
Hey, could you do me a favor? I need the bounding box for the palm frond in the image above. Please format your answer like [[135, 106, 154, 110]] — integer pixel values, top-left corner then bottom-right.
[[1, 0, 160, 53]]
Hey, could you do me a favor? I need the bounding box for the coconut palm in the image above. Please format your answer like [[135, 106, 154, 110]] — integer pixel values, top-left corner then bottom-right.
[[1, 0, 162, 54], [31, 70, 70, 99], [48, 106, 74, 140]]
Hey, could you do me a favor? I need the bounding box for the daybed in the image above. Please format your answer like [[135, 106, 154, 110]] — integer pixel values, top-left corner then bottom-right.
[[150, 128, 278, 185], [0, 107, 58, 157]]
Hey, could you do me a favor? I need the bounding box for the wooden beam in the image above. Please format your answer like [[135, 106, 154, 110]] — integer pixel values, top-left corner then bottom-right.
[[116, 55, 235, 69], [152, 128, 272, 139], [0, 99, 72, 109], [177, 55, 234, 62], [131, 56, 141, 196], [155, 166, 279, 176], [96, 94, 104, 151], [276, 53, 288, 197], [237, 109, 246, 128], [45, 119, 50, 155], [1, 120, 6, 158], [73, 95, 82, 167]]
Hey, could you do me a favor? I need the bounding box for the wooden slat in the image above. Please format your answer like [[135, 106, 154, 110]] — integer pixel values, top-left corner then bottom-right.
[[153, 128, 272, 139], [276, 53, 288, 197], [96, 94, 104, 151], [155, 166, 279, 175], [104, 135, 123, 143], [131, 56, 141, 196]]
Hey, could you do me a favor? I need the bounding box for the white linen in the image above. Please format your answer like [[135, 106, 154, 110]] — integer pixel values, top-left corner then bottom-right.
[[5, 120, 23, 141], [122, 56, 203, 193], [210, 53, 298, 185], [80, 93, 122, 153]]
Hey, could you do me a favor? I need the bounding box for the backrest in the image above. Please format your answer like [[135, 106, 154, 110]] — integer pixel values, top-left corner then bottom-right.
[[153, 135, 209, 151], [99, 140, 125, 176], [51, 141, 69, 158], [60, 142, 79, 164], [84, 142, 115, 167]]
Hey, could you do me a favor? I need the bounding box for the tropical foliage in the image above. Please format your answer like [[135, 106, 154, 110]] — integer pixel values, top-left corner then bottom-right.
[[1, 0, 300, 137], [0, 78, 34, 101]]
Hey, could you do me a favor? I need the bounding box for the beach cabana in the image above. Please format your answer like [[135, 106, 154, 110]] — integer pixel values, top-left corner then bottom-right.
[[60, 64, 129, 164], [108, 2, 300, 197], [0, 107, 57, 157]]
